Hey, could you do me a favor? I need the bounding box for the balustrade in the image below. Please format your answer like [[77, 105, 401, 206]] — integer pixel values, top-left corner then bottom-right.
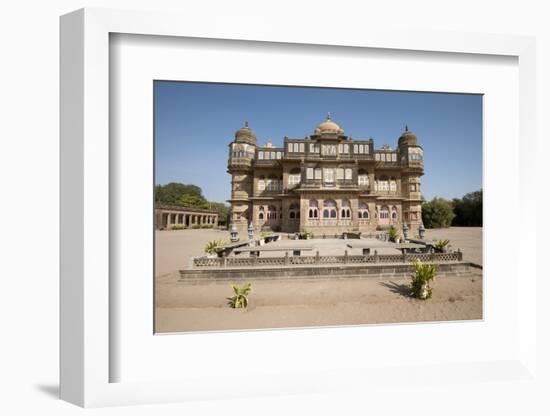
[[192, 251, 462, 269]]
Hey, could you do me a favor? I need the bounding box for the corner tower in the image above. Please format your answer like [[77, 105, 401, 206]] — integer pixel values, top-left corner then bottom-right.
[[227, 122, 256, 235], [397, 126, 424, 234]]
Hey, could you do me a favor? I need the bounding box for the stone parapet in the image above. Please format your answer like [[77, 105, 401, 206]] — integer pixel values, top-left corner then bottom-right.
[[178, 261, 478, 284]]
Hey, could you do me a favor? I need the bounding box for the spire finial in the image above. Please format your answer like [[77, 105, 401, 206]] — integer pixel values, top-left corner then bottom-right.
[[326, 112, 331, 120], [244, 120, 249, 128], [405, 124, 409, 132]]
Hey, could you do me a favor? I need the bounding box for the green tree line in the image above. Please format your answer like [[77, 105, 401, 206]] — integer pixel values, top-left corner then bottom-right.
[[155, 182, 229, 220], [422, 189, 482, 228]]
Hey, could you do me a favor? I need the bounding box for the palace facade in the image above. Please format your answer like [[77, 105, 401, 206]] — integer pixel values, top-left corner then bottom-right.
[[227, 115, 424, 236]]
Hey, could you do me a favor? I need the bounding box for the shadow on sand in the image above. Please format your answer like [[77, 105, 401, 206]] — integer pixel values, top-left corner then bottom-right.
[[379, 281, 412, 298]]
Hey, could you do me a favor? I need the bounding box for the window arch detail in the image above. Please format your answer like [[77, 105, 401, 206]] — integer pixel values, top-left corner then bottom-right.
[[308, 200, 319, 219], [358, 202, 369, 220], [323, 199, 337, 219]]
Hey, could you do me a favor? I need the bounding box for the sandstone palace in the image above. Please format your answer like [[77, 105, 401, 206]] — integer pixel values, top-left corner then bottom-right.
[[228, 115, 424, 236]]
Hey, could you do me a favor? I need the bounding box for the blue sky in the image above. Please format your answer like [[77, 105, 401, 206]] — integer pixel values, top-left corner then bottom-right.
[[155, 81, 482, 203]]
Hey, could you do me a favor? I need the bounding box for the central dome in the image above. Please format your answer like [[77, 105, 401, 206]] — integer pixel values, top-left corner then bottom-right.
[[315, 113, 344, 134]]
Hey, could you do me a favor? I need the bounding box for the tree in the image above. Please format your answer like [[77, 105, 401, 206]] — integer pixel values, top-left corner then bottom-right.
[[208, 201, 230, 219], [155, 182, 229, 219], [155, 182, 204, 206], [452, 190, 483, 226], [422, 197, 456, 228], [178, 193, 209, 209]]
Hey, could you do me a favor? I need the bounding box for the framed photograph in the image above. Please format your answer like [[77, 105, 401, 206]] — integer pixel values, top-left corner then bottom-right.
[[153, 81, 483, 334], [60, 8, 538, 408]]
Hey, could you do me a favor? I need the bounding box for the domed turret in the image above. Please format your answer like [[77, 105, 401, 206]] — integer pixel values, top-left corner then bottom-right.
[[234, 121, 257, 145], [398, 125, 417, 146], [314, 113, 344, 135]]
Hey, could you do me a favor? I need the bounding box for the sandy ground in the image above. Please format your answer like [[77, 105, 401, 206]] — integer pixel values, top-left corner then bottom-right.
[[156, 274, 482, 332], [424, 227, 483, 266], [155, 227, 483, 333]]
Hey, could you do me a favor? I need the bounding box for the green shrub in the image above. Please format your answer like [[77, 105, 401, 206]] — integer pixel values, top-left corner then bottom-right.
[[410, 260, 438, 300], [204, 239, 226, 255], [171, 224, 185, 230], [387, 226, 399, 242], [434, 239, 450, 251], [227, 283, 252, 309], [191, 224, 200, 229], [298, 231, 313, 240]]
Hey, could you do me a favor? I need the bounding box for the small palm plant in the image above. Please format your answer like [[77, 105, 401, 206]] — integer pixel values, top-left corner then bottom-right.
[[227, 283, 252, 309], [387, 226, 399, 242], [434, 239, 450, 252], [410, 260, 438, 300], [204, 239, 226, 255]]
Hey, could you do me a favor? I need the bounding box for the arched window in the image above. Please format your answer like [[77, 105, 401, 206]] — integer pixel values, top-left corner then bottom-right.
[[289, 203, 300, 220], [288, 168, 301, 187], [379, 205, 390, 225], [323, 199, 337, 218], [258, 175, 265, 191], [267, 205, 277, 221], [358, 169, 369, 187], [258, 206, 265, 221], [308, 200, 319, 219], [358, 202, 369, 219], [391, 207, 398, 221], [341, 199, 351, 219]]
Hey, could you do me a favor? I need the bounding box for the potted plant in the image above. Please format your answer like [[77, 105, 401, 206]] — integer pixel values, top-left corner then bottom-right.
[[410, 259, 438, 300], [387, 226, 400, 243], [434, 239, 450, 253], [227, 283, 252, 309], [204, 239, 226, 258]]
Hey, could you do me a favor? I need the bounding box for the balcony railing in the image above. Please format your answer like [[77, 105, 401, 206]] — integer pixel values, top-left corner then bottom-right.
[[228, 157, 252, 168], [189, 251, 463, 270], [377, 161, 400, 168], [373, 190, 400, 196], [305, 219, 351, 227], [254, 159, 278, 166]]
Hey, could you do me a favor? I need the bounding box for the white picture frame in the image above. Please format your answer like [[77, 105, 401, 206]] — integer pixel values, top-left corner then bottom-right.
[[60, 8, 538, 408]]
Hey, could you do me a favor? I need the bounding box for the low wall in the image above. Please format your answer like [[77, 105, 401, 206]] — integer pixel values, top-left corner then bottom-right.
[[192, 251, 462, 269], [178, 261, 478, 284]]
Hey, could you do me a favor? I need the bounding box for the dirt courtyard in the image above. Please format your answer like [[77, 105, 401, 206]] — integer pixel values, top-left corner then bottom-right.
[[155, 227, 483, 333]]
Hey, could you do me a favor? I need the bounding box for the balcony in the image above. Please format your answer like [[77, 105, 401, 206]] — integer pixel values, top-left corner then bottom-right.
[[254, 159, 278, 167], [376, 161, 400, 168], [306, 219, 352, 227], [407, 160, 424, 169], [228, 157, 252, 169], [285, 152, 306, 160], [372, 190, 401, 197], [254, 189, 283, 197], [351, 154, 374, 160]]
